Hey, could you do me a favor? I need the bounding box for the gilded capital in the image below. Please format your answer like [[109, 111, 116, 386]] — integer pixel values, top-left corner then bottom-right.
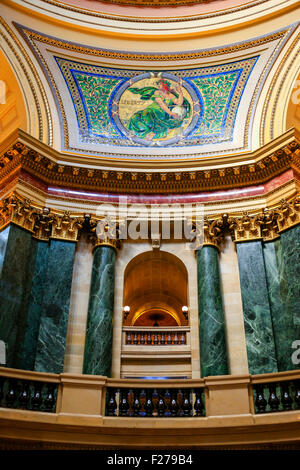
[[230, 212, 264, 243], [260, 209, 280, 242], [276, 197, 300, 233], [0, 195, 36, 232], [33, 208, 54, 241], [90, 217, 122, 252], [50, 212, 84, 242]]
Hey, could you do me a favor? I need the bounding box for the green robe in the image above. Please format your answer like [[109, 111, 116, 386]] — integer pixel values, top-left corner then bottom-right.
[[127, 86, 191, 140]]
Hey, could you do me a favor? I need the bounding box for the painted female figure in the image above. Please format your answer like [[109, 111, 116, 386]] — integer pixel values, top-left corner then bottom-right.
[[127, 79, 191, 141]]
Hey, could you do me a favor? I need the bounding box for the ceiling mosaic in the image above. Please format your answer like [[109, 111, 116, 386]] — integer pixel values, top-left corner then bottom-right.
[[55, 57, 257, 148], [14, 23, 296, 160]]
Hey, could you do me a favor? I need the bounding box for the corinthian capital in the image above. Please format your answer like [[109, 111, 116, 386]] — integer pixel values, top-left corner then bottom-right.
[[51, 211, 84, 242], [230, 212, 264, 243], [276, 197, 300, 232], [0, 194, 37, 232], [90, 217, 123, 251]]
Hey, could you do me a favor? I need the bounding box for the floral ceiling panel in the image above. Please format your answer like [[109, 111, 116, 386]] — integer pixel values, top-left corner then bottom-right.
[[55, 57, 257, 148], [15, 23, 294, 160]]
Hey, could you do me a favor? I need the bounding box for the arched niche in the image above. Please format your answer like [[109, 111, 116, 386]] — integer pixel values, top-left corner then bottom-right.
[[123, 250, 188, 327]]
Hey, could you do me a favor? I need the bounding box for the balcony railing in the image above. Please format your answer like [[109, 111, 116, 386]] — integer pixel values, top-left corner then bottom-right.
[[0, 369, 58, 413], [106, 387, 205, 417], [252, 372, 300, 413], [1, 367, 300, 448], [122, 327, 190, 346]]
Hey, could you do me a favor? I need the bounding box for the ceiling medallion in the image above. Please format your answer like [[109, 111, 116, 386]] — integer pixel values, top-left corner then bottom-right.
[[112, 72, 201, 147]]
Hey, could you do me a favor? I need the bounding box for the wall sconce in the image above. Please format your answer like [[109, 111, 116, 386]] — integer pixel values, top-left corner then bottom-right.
[[123, 306, 130, 320], [182, 306, 188, 320]]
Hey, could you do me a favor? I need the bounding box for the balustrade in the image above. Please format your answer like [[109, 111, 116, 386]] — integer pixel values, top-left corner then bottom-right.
[[123, 327, 189, 346], [253, 379, 300, 413], [105, 387, 205, 417], [0, 376, 58, 412]]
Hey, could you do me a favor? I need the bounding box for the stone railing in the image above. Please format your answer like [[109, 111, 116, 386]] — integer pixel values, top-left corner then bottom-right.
[[251, 370, 300, 414], [122, 327, 190, 346], [0, 368, 59, 413], [1, 367, 300, 448], [106, 385, 204, 417]]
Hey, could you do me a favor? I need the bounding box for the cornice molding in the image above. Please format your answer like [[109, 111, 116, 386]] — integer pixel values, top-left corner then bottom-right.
[[0, 130, 299, 195]]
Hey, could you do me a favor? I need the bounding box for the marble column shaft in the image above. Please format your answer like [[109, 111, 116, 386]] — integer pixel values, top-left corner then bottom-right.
[[280, 225, 300, 326], [0, 224, 37, 368], [18, 240, 50, 370], [197, 246, 229, 377], [236, 241, 278, 374], [34, 239, 76, 374], [83, 245, 116, 377]]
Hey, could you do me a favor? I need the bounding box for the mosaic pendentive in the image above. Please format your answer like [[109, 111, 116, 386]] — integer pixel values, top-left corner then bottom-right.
[[55, 56, 258, 148]]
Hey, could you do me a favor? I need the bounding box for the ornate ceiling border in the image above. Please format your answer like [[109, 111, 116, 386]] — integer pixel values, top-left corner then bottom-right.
[[41, 0, 268, 22], [15, 23, 287, 61]]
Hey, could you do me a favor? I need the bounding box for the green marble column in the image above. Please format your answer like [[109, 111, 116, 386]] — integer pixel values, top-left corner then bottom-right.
[[236, 241, 278, 374], [34, 239, 76, 374], [263, 240, 293, 371], [280, 225, 300, 326], [18, 240, 50, 370], [197, 246, 228, 377], [0, 224, 37, 368], [83, 245, 116, 377]]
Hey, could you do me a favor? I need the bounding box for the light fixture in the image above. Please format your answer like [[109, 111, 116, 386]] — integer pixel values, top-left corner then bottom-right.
[[123, 306, 130, 320], [182, 306, 188, 319]]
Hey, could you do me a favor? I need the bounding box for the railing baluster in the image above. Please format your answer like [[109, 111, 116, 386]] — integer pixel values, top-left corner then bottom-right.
[[194, 389, 204, 417], [281, 382, 293, 411], [254, 384, 267, 413], [268, 384, 280, 412], [152, 389, 159, 417], [107, 388, 117, 416], [19, 381, 30, 409], [294, 380, 300, 409], [157, 393, 165, 417], [170, 392, 178, 417], [182, 390, 192, 417], [6, 379, 16, 408], [145, 392, 154, 417], [139, 389, 147, 417], [31, 382, 43, 411], [164, 389, 171, 417], [119, 389, 129, 417]]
